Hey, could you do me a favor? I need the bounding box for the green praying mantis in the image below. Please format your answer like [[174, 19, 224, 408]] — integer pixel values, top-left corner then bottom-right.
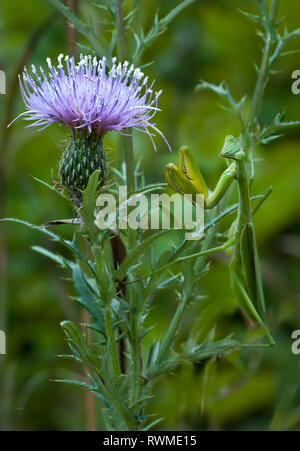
[[165, 139, 275, 346]]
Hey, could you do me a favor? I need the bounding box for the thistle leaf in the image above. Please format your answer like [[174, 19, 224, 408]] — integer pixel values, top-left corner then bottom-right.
[[61, 320, 101, 369], [143, 417, 164, 431], [31, 245, 73, 270], [196, 81, 245, 122], [72, 262, 106, 336], [1, 218, 86, 261], [133, 0, 196, 61], [53, 379, 94, 390], [32, 176, 69, 201], [115, 229, 174, 281], [81, 170, 100, 235]]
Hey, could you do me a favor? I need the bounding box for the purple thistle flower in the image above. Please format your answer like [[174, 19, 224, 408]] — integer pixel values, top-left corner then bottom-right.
[[13, 54, 170, 151]]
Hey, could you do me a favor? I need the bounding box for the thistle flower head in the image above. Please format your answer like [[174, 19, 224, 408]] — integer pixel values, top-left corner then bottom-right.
[[14, 54, 170, 151]]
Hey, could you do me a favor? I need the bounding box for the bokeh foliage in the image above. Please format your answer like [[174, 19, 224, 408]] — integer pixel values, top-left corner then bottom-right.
[[1, 0, 300, 430]]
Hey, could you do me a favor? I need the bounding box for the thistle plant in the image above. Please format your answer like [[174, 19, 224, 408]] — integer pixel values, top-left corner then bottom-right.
[[14, 54, 166, 204], [3, 0, 300, 431]]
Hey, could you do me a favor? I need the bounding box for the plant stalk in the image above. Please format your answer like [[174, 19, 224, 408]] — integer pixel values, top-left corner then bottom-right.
[[247, 0, 279, 128], [157, 295, 189, 366], [104, 298, 122, 378], [114, 0, 140, 406], [114, 0, 136, 249]]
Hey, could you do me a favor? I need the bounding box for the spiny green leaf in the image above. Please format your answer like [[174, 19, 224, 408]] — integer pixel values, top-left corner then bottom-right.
[[72, 263, 106, 336], [81, 170, 100, 235], [61, 320, 102, 369], [114, 229, 174, 281], [196, 81, 246, 122], [258, 111, 300, 144], [32, 176, 69, 201], [156, 274, 181, 289], [238, 9, 261, 23], [147, 340, 161, 371], [261, 134, 283, 144], [186, 337, 241, 361], [148, 337, 245, 378], [52, 379, 94, 390], [159, 0, 196, 29], [1, 218, 87, 262], [133, 0, 196, 62], [31, 245, 73, 269], [143, 417, 164, 431]]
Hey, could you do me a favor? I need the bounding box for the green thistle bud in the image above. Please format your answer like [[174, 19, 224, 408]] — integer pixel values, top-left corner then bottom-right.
[[59, 130, 107, 205]]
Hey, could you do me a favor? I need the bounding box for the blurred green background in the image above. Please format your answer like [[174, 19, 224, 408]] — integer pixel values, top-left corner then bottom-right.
[[1, 0, 300, 430]]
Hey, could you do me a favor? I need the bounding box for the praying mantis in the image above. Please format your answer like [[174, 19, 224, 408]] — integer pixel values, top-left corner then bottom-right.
[[165, 141, 275, 346]]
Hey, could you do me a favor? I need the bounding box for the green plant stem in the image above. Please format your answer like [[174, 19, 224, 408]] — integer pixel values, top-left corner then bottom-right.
[[269, 0, 279, 30], [130, 238, 236, 284], [114, 0, 126, 61], [104, 298, 122, 378], [157, 294, 189, 366], [124, 158, 140, 403], [247, 35, 271, 128], [114, 0, 140, 406], [92, 244, 122, 378], [98, 382, 136, 430], [114, 0, 136, 250], [128, 313, 140, 405], [110, 398, 136, 430], [247, 0, 278, 128], [122, 133, 136, 250]]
